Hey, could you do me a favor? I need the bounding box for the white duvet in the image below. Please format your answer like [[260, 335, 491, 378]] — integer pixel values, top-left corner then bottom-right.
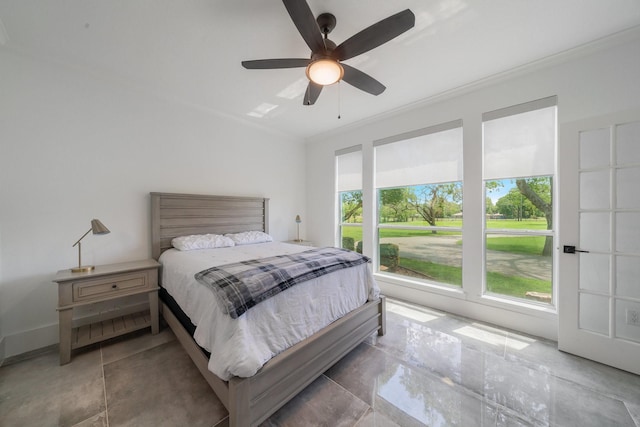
[[159, 242, 379, 380]]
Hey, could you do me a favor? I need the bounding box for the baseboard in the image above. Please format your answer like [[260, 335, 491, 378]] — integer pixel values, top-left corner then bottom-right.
[[2, 323, 59, 361], [2, 344, 58, 367], [1, 301, 150, 361]]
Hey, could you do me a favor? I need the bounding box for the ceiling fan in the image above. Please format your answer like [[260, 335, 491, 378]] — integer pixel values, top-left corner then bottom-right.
[[241, 0, 415, 105]]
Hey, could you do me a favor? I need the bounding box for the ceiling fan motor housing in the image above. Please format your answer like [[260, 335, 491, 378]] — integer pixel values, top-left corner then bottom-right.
[[316, 13, 337, 36]]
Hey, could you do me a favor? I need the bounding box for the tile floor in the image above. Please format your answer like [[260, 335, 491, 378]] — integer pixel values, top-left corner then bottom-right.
[[1, 298, 639, 426]]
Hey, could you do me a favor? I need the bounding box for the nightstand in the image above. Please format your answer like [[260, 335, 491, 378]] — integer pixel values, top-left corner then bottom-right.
[[285, 240, 314, 247], [53, 259, 161, 365]]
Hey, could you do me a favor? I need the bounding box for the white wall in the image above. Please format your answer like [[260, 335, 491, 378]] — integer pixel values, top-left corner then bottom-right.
[[0, 48, 306, 360], [305, 31, 640, 341]]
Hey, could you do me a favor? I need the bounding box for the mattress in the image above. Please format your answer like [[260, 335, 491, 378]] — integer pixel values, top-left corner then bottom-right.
[[159, 241, 379, 380]]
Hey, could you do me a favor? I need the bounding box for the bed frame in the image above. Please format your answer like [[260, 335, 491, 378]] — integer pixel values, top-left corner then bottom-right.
[[150, 192, 386, 427]]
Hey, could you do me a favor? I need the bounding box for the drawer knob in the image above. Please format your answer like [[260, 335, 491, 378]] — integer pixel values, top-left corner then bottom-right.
[[112, 284, 117, 289]]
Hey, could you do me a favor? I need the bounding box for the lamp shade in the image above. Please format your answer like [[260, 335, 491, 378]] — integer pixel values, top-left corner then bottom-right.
[[90, 219, 110, 235], [306, 59, 343, 85]]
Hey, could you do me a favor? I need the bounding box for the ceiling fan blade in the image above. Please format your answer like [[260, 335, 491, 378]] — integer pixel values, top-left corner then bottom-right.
[[341, 64, 386, 95], [333, 9, 415, 61], [242, 58, 310, 69], [282, 0, 325, 53], [303, 81, 323, 105]]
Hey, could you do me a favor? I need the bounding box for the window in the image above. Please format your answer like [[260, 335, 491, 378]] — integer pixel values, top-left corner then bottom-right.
[[336, 147, 362, 252], [374, 120, 463, 286], [483, 97, 556, 304]]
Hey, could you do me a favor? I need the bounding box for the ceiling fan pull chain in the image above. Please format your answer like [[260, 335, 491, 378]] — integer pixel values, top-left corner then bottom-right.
[[338, 81, 342, 119]]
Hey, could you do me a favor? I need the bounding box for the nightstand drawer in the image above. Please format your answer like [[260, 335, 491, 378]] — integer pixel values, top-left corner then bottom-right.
[[72, 271, 150, 302]]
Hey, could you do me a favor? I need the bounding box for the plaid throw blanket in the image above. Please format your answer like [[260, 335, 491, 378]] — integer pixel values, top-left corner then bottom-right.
[[194, 247, 370, 319]]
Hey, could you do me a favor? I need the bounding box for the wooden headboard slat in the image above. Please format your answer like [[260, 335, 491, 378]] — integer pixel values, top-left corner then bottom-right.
[[158, 223, 266, 238], [160, 217, 264, 227], [159, 196, 264, 208], [160, 208, 265, 218], [150, 192, 269, 260]]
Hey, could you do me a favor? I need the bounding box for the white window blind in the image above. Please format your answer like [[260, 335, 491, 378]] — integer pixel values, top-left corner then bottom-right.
[[483, 97, 557, 180], [375, 121, 463, 188], [336, 147, 362, 192]]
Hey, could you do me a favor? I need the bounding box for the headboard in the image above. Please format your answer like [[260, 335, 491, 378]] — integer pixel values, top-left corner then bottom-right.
[[150, 192, 270, 260]]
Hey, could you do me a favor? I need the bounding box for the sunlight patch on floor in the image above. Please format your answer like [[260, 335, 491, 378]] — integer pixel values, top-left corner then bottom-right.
[[387, 300, 443, 323], [506, 333, 537, 351], [453, 323, 509, 348]]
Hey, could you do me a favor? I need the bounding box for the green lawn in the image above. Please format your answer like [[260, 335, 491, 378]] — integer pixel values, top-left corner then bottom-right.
[[341, 226, 362, 242], [343, 223, 549, 257], [398, 258, 462, 286], [343, 219, 552, 300], [379, 218, 548, 230], [485, 271, 551, 298], [485, 235, 548, 255], [342, 226, 460, 242], [396, 258, 551, 300], [381, 229, 461, 238], [485, 219, 548, 230]]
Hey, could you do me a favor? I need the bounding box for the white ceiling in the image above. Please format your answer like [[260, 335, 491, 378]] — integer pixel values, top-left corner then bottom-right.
[[2, 1, 640, 140]]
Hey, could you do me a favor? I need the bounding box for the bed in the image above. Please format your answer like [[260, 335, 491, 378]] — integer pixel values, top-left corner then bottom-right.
[[150, 192, 386, 427]]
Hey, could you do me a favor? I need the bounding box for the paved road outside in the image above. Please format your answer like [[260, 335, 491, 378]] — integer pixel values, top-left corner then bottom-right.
[[380, 235, 552, 282]]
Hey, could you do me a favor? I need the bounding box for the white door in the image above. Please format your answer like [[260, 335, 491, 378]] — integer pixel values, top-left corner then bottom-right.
[[558, 109, 640, 375]]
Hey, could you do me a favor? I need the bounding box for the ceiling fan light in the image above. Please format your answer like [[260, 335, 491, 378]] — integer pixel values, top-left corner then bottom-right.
[[306, 59, 344, 85]]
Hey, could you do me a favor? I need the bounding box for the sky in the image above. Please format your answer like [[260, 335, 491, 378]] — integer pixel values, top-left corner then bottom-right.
[[485, 179, 515, 204]]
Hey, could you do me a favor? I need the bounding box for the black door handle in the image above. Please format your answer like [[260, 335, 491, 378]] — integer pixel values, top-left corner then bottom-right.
[[563, 245, 589, 254]]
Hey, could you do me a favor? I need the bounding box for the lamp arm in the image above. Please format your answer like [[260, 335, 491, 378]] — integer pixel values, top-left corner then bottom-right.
[[72, 228, 93, 248]]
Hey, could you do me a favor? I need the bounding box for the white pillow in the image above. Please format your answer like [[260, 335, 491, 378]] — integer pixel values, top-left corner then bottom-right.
[[171, 234, 235, 251], [225, 230, 273, 245]]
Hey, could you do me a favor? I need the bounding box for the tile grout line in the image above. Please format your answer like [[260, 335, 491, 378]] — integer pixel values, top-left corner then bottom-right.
[[352, 407, 370, 427], [322, 374, 371, 425], [100, 345, 110, 427], [623, 401, 639, 427]]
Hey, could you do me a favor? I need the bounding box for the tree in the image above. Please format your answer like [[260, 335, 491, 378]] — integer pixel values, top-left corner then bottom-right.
[[407, 183, 462, 230], [340, 191, 362, 223], [495, 188, 539, 220], [516, 177, 553, 256], [379, 188, 411, 222], [486, 197, 496, 215], [485, 180, 504, 216], [495, 191, 516, 218]]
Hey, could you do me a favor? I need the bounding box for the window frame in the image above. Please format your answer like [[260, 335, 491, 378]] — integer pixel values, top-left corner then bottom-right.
[[373, 120, 464, 287], [335, 146, 363, 251], [481, 96, 558, 307]]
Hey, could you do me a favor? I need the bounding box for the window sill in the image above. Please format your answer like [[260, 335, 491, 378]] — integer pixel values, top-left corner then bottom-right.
[[373, 272, 465, 298], [374, 272, 558, 320], [479, 294, 558, 317]]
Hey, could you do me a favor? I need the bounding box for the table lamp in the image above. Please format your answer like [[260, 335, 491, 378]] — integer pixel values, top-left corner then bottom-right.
[[294, 215, 302, 242], [71, 219, 110, 272]]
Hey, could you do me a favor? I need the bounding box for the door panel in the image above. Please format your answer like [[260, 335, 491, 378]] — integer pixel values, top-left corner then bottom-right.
[[558, 109, 640, 375]]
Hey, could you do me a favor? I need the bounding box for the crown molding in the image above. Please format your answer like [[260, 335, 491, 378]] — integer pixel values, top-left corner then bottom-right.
[[307, 24, 640, 144]]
